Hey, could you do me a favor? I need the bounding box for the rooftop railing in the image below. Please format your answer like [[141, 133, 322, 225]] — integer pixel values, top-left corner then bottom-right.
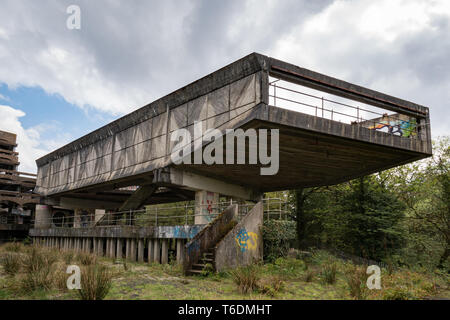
[[269, 77, 429, 140]]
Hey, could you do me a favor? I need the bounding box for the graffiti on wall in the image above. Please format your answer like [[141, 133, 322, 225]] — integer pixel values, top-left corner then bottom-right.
[[235, 228, 258, 252], [368, 116, 417, 137], [187, 239, 200, 255]]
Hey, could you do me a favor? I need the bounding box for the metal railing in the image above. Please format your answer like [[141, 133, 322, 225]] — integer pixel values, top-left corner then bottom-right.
[[269, 78, 427, 140], [31, 198, 292, 229]]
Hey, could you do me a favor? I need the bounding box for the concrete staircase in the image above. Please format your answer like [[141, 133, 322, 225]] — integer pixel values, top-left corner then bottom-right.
[[188, 249, 215, 275]]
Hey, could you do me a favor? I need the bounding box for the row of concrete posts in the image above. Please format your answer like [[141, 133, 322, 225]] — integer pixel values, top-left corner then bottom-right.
[[33, 236, 186, 264]]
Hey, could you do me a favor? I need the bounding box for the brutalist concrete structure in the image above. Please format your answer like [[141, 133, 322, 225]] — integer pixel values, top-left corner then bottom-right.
[[29, 53, 432, 273], [0, 130, 39, 242]]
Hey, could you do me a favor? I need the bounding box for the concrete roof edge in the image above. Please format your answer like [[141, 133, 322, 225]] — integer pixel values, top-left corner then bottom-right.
[[36, 52, 268, 167]]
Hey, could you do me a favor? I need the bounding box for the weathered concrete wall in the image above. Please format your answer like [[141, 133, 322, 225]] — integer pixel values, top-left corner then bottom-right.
[[35, 68, 263, 196], [214, 201, 263, 271], [184, 204, 238, 274], [29, 224, 204, 239]]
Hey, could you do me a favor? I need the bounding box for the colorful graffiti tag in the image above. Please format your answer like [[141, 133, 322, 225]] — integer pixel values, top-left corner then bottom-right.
[[235, 228, 258, 252], [368, 117, 417, 137]]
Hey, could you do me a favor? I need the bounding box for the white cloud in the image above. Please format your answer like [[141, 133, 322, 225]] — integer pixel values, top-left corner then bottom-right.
[[273, 0, 450, 136], [0, 105, 69, 173], [0, 0, 448, 138]]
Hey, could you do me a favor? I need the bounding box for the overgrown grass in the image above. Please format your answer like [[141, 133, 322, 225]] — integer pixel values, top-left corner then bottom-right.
[[0, 253, 21, 276], [0, 245, 447, 300], [78, 265, 112, 300], [345, 265, 368, 299], [20, 247, 57, 292], [76, 252, 96, 266], [320, 262, 337, 285], [230, 264, 260, 294]]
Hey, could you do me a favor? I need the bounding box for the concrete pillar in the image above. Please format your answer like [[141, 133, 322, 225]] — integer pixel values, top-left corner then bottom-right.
[[153, 239, 160, 263], [116, 239, 123, 259], [161, 239, 169, 264], [109, 239, 115, 259], [125, 239, 131, 260], [195, 190, 219, 224], [147, 239, 154, 263], [87, 238, 92, 253], [106, 238, 110, 256], [35, 205, 52, 229], [130, 239, 137, 262], [176, 239, 185, 265], [138, 239, 144, 262], [93, 238, 97, 253], [97, 239, 103, 256]]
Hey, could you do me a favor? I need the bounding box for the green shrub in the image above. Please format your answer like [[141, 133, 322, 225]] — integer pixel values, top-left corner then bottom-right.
[[78, 265, 112, 300], [259, 276, 284, 297], [303, 270, 315, 282], [262, 220, 296, 262], [320, 262, 337, 284], [382, 286, 413, 300], [346, 265, 368, 299], [0, 252, 21, 275], [230, 264, 260, 294], [20, 247, 56, 291]]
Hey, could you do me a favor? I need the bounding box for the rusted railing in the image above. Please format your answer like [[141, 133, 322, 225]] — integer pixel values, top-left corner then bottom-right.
[[31, 198, 291, 229]]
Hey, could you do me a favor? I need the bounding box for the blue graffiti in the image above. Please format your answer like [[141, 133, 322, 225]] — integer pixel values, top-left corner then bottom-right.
[[235, 228, 250, 252], [187, 240, 200, 255]]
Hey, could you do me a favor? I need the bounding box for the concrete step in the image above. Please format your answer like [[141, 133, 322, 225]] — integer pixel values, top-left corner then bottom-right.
[[200, 258, 213, 263], [192, 263, 206, 268], [188, 269, 204, 274]]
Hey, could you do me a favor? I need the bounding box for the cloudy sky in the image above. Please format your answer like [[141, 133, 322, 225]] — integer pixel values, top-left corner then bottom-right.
[[0, 0, 449, 173]]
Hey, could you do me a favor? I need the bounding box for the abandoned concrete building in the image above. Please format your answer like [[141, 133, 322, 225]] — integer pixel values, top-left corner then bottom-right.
[[0, 130, 39, 243], [29, 53, 432, 274]]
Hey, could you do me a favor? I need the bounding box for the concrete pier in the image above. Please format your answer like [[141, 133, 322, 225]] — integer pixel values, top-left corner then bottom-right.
[[138, 239, 144, 262], [147, 239, 154, 263], [153, 239, 160, 263], [116, 238, 123, 259], [161, 239, 168, 264]]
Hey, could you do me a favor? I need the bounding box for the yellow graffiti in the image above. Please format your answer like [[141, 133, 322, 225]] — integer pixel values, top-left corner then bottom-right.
[[235, 228, 258, 252]]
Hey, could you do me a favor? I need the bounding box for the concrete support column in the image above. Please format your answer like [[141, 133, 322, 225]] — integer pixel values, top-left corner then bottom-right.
[[138, 239, 144, 262], [130, 239, 137, 262], [87, 238, 92, 253], [147, 239, 154, 263], [93, 238, 97, 254], [195, 190, 219, 224], [35, 205, 52, 229], [161, 239, 169, 264], [125, 239, 131, 260], [97, 239, 103, 256], [108, 239, 115, 259], [176, 239, 185, 265], [116, 239, 123, 260], [153, 239, 160, 263], [106, 238, 110, 256]]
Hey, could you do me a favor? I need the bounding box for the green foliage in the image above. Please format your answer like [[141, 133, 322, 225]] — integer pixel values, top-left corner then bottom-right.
[[382, 286, 414, 300], [78, 265, 112, 300], [262, 220, 296, 262], [320, 261, 337, 285], [345, 265, 368, 299], [0, 253, 21, 276], [230, 264, 260, 294], [20, 247, 57, 292]]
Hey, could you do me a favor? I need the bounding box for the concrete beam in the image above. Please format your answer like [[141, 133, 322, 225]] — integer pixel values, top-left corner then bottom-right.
[[164, 168, 261, 201]]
